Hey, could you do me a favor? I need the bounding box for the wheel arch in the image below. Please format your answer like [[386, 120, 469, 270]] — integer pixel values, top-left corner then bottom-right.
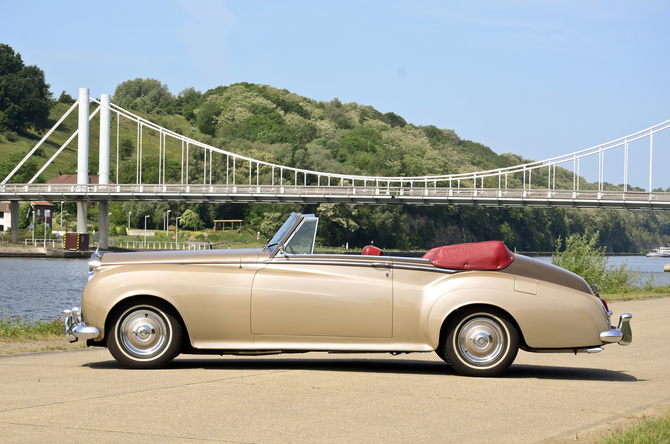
[[103, 294, 192, 352], [432, 302, 527, 352]]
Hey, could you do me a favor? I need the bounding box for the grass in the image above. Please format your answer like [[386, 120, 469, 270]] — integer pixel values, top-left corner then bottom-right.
[[0, 315, 88, 355], [0, 316, 65, 340], [598, 409, 670, 444], [604, 284, 670, 302]]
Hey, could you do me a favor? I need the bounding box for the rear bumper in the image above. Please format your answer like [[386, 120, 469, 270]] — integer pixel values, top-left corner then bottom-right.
[[63, 306, 100, 343], [599, 313, 632, 346]]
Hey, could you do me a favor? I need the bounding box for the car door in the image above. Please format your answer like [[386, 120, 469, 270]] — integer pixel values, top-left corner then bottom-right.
[[251, 255, 393, 338]]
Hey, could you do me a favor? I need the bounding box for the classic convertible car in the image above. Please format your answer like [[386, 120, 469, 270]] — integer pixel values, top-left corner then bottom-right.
[[64, 212, 632, 377]]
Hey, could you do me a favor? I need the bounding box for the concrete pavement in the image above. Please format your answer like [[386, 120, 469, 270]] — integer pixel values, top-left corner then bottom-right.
[[1, 298, 668, 443]]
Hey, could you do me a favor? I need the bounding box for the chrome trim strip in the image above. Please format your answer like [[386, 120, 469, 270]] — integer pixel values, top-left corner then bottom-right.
[[392, 264, 457, 273], [268, 260, 392, 268]]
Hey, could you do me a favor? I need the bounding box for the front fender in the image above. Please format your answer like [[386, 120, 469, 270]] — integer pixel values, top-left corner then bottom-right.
[[82, 263, 257, 348]]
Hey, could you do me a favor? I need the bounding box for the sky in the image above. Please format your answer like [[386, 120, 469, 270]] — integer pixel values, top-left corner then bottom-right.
[[2, 0, 669, 189]]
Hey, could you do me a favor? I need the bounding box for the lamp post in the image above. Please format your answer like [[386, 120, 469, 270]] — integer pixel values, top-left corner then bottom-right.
[[144, 215, 150, 249], [60, 202, 63, 230], [128, 211, 132, 234], [176, 216, 181, 249], [166, 209, 171, 235]]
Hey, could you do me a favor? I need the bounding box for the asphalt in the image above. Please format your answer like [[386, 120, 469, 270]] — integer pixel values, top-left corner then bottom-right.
[[1, 298, 668, 444]]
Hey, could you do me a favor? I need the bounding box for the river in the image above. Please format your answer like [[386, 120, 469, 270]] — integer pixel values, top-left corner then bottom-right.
[[1, 255, 669, 321]]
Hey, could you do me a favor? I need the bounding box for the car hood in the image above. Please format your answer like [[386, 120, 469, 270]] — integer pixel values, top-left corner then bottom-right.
[[101, 248, 265, 266]]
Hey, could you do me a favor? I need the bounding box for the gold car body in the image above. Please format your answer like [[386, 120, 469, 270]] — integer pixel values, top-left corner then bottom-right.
[[81, 246, 611, 354]]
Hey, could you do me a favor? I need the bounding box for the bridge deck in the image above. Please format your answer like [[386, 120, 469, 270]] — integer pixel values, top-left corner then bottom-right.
[[2, 184, 669, 210]]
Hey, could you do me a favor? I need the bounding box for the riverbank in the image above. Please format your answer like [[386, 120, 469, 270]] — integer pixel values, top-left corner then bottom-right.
[[0, 246, 94, 258]]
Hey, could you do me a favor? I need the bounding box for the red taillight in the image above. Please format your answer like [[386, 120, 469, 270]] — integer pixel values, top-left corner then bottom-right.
[[600, 298, 609, 312]]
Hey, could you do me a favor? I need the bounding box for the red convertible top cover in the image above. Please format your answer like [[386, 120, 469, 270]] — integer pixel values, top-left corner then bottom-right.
[[423, 241, 514, 270]]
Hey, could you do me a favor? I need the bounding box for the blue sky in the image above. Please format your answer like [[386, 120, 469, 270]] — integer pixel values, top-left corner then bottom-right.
[[2, 0, 669, 189]]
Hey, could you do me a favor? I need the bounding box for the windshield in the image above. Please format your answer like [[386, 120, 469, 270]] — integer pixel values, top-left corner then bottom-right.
[[266, 214, 297, 253], [285, 218, 318, 255]]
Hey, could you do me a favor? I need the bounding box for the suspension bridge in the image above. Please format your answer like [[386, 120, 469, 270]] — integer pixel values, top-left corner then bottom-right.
[[1, 88, 669, 248]]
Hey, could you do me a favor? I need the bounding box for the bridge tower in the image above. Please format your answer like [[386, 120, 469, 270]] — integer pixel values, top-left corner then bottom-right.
[[76, 88, 89, 236], [98, 94, 111, 249]]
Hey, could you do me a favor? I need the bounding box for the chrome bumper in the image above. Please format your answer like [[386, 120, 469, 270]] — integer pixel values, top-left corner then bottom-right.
[[63, 306, 100, 343], [599, 313, 633, 346]]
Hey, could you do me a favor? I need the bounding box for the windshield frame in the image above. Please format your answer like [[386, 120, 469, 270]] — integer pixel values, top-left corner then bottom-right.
[[265, 213, 299, 254]]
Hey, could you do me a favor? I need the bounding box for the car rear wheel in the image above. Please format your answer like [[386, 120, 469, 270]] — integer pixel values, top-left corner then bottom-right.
[[107, 299, 182, 369], [441, 307, 518, 377]]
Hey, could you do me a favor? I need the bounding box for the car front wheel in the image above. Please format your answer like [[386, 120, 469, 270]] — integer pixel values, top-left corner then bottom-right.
[[442, 307, 518, 377], [107, 300, 182, 369]]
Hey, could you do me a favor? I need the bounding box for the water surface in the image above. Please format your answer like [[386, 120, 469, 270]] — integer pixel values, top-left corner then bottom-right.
[[0, 257, 88, 320]]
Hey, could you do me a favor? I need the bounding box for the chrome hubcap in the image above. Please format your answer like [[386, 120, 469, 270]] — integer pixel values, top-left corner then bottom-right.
[[119, 309, 168, 358], [457, 316, 507, 366]]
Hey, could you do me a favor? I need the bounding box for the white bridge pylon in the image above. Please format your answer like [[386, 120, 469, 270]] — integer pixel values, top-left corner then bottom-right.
[[2, 91, 670, 210]]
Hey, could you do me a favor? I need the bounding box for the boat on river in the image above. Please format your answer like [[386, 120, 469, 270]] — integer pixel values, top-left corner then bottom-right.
[[646, 247, 670, 257]]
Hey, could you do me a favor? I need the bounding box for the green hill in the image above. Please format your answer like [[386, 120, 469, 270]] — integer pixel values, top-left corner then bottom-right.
[[1, 81, 669, 252]]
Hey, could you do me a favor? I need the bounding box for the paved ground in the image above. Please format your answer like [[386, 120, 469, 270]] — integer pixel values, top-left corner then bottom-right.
[[1, 298, 668, 444]]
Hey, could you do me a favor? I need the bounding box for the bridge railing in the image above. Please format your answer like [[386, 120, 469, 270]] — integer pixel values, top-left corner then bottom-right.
[[3, 183, 670, 203]]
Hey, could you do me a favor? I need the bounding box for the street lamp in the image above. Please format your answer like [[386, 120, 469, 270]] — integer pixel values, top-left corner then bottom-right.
[[175, 216, 181, 249], [128, 211, 132, 234], [166, 209, 171, 234], [144, 215, 150, 248], [60, 202, 63, 230], [31, 204, 35, 244]]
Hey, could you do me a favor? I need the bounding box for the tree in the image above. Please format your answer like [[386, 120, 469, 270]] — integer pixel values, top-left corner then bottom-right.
[[19, 203, 31, 229], [180, 209, 204, 231], [0, 44, 52, 133], [112, 78, 174, 111]]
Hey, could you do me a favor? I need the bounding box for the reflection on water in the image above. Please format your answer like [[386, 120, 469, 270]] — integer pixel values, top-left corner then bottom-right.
[[534, 255, 670, 286], [0, 257, 88, 320], [0, 255, 668, 320]]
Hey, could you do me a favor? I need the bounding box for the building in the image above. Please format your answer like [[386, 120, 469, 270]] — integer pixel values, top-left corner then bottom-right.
[[0, 201, 55, 231], [0, 202, 10, 232], [31, 201, 55, 228]]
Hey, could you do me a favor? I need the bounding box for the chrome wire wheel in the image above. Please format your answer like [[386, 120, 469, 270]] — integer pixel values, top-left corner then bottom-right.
[[455, 316, 507, 367], [118, 308, 169, 359]]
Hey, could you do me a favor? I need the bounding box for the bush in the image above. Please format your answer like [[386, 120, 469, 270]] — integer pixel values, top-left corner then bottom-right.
[[552, 231, 640, 293]]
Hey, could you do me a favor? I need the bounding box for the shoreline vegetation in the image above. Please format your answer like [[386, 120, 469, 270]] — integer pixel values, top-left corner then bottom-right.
[[0, 317, 86, 354]]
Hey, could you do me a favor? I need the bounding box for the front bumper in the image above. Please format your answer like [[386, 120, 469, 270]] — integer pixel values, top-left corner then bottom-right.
[[63, 306, 100, 343], [599, 313, 633, 346]]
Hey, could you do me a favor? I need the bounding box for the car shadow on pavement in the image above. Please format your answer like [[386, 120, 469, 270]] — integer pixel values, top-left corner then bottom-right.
[[505, 364, 639, 382], [85, 356, 638, 381]]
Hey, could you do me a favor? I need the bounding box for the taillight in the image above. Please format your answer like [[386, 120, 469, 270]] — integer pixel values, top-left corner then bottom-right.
[[600, 298, 609, 313]]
